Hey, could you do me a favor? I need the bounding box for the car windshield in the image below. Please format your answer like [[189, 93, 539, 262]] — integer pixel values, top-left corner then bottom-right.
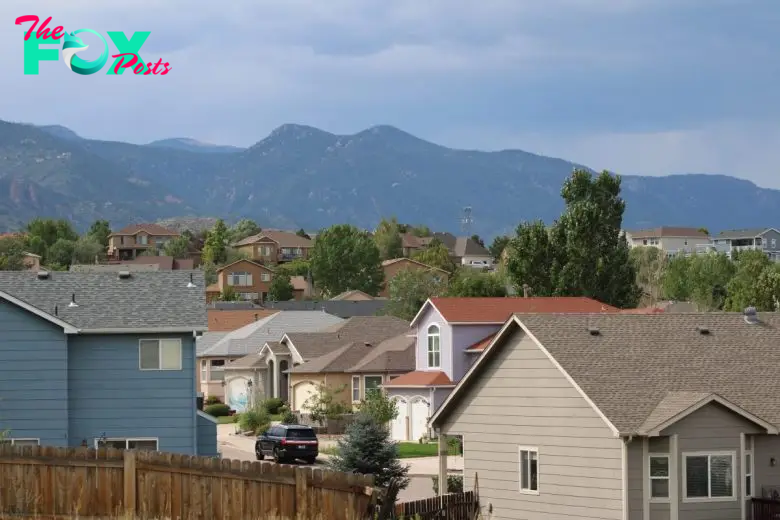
[[286, 428, 316, 439]]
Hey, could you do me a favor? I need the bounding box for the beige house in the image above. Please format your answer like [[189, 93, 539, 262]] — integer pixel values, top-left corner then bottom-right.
[[431, 310, 780, 520], [204, 259, 275, 303], [107, 223, 180, 260], [624, 226, 711, 256], [330, 290, 376, 301], [380, 258, 449, 297], [232, 230, 313, 265]]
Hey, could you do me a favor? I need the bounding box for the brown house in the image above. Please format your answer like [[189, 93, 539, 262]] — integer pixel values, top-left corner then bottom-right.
[[380, 257, 449, 297], [232, 230, 313, 265], [107, 223, 180, 260], [205, 259, 276, 303]]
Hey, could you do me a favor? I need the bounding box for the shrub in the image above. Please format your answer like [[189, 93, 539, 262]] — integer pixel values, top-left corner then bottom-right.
[[431, 475, 464, 495], [279, 405, 297, 424], [263, 397, 284, 415], [204, 403, 230, 417], [239, 405, 272, 434], [205, 395, 222, 405]]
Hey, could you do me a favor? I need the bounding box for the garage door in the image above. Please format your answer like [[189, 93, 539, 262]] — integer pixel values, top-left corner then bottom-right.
[[410, 397, 430, 442], [390, 397, 408, 441], [293, 381, 318, 412]]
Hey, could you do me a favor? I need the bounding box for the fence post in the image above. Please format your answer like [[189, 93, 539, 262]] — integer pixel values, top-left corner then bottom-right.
[[123, 450, 137, 517], [295, 466, 309, 519]]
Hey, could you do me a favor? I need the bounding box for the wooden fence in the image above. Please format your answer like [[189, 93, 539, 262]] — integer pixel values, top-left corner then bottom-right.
[[395, 490, 479, 520], [0, 445, 377, 519]]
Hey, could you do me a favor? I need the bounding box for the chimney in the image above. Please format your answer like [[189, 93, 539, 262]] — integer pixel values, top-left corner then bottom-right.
[[744, 306, 759, 325]]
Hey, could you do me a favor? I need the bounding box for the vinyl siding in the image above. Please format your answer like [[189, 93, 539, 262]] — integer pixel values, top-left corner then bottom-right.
[[660, 403, 762, 520], [627, 437, 670, 520], [196, 412, 218, 456], [451, 324, 499, 381], [415, 306, 453, 377], [441, 328, 623, 520], [0, 299, 68, 446], [753, 434, 780, 491], [67, 333, 197, 454]]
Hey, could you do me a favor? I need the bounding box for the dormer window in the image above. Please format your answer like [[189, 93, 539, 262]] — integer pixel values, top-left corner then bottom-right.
[[427, 324, 441, 369]]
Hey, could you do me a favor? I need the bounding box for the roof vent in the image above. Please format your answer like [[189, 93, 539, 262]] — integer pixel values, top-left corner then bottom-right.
[[187, 273, 196, 288], [67, 293, 78, 308], [588, 327, 600, 336], [696, 326, 710, 335], [36, 270, 49, 280], [364, 342, 372, 347], [744, 306, 760, 325], [118, 270, 131, 279]]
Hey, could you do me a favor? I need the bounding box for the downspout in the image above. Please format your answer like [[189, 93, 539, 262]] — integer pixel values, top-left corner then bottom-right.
[[192, 330, 198, 455]]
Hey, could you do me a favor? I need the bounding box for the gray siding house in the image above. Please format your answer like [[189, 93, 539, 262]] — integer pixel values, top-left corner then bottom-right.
[[713, 228, 780, 261], [0, 270, 216, 456], [431, 311, 780, 520]]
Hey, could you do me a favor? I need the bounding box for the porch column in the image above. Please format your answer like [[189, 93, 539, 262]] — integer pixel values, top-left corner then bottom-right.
[[438, 431, 448, 496], [274, 363, 281, 398]]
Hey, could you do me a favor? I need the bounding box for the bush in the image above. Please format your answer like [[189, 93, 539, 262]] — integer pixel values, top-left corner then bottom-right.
[[431, 475, 464, 495], [205, 395, 222, 405], [279, 405, 297, 424], [238, 405, 272, 434], [204, 403, 230, 417], [263, 397, 284, 415]]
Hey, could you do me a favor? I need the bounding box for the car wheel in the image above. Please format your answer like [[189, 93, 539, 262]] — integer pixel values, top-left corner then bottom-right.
[[273, 447, 283, 463], [255, 445, 264, 461], [305, 456, 316, 465]]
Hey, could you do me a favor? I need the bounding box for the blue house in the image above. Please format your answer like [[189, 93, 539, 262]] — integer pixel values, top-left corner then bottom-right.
[[0, 269, 217, 456]]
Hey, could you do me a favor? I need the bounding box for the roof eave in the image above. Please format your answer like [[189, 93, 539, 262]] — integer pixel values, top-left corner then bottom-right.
[[81, 326, 208, 334], [384, 384, 456, 389]]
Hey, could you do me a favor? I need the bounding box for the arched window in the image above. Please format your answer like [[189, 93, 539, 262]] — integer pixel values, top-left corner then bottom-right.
[[427, 324, 441, 368]]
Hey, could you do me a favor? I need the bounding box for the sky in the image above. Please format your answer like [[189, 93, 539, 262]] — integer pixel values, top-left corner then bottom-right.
[[2, 0, 780, 187]]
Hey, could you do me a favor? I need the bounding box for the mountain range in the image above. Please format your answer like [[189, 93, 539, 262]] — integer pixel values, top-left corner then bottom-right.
[[1, 118, 780, 238]]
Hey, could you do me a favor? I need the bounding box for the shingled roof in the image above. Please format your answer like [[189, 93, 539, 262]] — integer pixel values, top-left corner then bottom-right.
[[289, 332, 415, 374], [432, 312, 780, 435], [0, 270, 206, 333]]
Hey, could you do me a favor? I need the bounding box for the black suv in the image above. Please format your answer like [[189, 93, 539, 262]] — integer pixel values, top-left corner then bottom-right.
[[255, 424, 319, 464]]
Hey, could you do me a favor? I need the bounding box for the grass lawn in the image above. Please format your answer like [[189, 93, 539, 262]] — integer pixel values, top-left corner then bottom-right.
[[215, 414, 283, 425], [321, 441, 460, 459]]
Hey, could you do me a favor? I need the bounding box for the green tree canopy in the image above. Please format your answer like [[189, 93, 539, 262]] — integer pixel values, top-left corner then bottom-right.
[[724, 250, 773, 311], [268, 272, 295, 301], [505, 220, 555, 297], [470, 234, 485, 247], [374, 217, 404, 260], [0, 236, 26, 271], [26, 218, 78, 248], [87, 219, 111, 247], [630, 246, 668, 304], [72, 238, 105, 265], [384, 267, 447, 321], [411, 241, 454, 273], [296, 228, 311, 240], [47, 238, 76, 267], [163, 235, 191, 259], [202, 219, 229, 265], [310, 224, 384, 297], [488, 235, 510, 262], [447, 268, 507, 297], [229, 219, 261, 243]]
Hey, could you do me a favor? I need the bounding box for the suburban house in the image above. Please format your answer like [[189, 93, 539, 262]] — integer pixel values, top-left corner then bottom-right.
[[106, 223, 181, 260], [330, 290, 377, 301], [433, 232, 493, 268], [232, 230, 314, 265], [290, 275, 313, 300], [69, 256, 195, 272], [401, 233, 433, 256], [0, 270, 216, 456], [196, 311, 344, 409], [207, 306, 279, 331], [204, 259, 276, 303], [384, 297, 620, 441], [380, 258, 450, 297], [624, 226, 712, 256], [713, 228, 780, 261], [262, 299, 390, 317], [430, 311, 780, 520]]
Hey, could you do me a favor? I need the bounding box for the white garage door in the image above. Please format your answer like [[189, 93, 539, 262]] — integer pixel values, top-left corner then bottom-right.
[[390, 398, 408, 441], [410, 397, 430, 442], [293, 382, 317, 412]]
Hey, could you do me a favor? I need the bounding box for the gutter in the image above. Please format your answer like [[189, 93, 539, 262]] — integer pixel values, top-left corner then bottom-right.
[[81, 326, 209, 334]]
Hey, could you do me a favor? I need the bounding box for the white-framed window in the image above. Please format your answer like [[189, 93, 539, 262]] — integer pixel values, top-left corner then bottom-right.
[[200, 360, 207, 382], [351, 376, 360, 402], [745, 447, 754, 498], [227, 272, 252, 286], [0, 438, 40, 446], [261, 273, 270, 282], [363, 375, 383, 398], [519, 447, 539, 494], [427, 324, 441, 368], [139, 234, 148, 245], [139, 339, 182, 371], [262, 246, 272, 256], [209, 359, 225, 381], [682, 451, 736, 501], [649, 454, 670, 500], [95, 438, 158, 451], [772, 238, 777, 249]]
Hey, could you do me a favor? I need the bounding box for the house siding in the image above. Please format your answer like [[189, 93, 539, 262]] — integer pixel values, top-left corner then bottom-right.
[[753, 434, 780, 492], [451, 324, 500, 382], [441, 328, 623, 520], [659, 403, 762, 520], [67, 333, 198, 454], [0, 300, 69, 446], [196, 412, 218, 457], [415, 306, 453, 378], [761, 229, 780, 251], [627, 437, 670, 520]]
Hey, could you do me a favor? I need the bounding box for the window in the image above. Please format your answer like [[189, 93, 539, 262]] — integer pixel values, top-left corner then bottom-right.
[[261, 273, 270, 282], [227, 272, 252, 286], [683, 452, 735, 500], [0, 438, 39, 446], [519, 447, 539, 493], [352, 376, 360, 402], [643, 239, 648, 245], [139, 339, 182, 370], [96, 438, 158, 451], [684, 240, 688, 245], [209, 359, 225, 381], [427, 325, 441, 368], [200, 360, 207, 382], [773, 239, 777, 249], [364, 375, 383, 398], [745, 450, 753, 497], [262, 246, 272, 256], [240, 292, 259, 301], [649, 454, 670, 499]]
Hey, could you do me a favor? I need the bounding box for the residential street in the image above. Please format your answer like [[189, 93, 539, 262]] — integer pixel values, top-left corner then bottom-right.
[[217, 424, 462, 503]]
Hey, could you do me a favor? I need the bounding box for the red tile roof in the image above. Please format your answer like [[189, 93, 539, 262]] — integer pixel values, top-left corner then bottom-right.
[[465, 333, 496, 352], [425, 297, 620, 324], [383, 370, 454, 387], [618, 307, 665, 314]]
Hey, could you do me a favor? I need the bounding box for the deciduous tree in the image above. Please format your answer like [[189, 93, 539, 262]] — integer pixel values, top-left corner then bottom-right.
[[374, 217, 404, 260], [310, 224, 384, 297], [229, 219, 261, 243], [384, 268, 446, 321], [163, 235, 191, 259], [268, 272, 295, 301], [447, 268, 507, 297], [202, 219, 229, 265], [87, 219, 111, 248], [488, 235, 510, 262], [725, 250, 772, 311], [630, 246, 668, 304], [412, 240, 454, 273], [505, 220, 555, 297]]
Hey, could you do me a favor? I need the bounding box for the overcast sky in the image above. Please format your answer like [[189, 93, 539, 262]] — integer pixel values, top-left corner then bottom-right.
[[2, 1, 780, 187]]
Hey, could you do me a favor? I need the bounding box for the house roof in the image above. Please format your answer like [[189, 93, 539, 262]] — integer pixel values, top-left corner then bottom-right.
[[224, 352, 268, 370], [401, 233, 424, 248], [233, 230, 313, 248], [381, 257, 449, 274], [432, 312, 780, 435], [196, 310, 344, 357], [262, 299, 389, 318], [217, 258, 275, 273], [383, 370, 454, 388], [290, 276, 309, 291], [207, 309, 279, 331], [410, 296, 620, 326], [110, 223, 179, 236], [464, 333, 496, 352], [716, 228, 777, 239], [70, 263, 162, 273], [627, 227, 709, 239], [330, 290, 374, 301], [0, 270, 206, 333], [290, 331, 415, 374]]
